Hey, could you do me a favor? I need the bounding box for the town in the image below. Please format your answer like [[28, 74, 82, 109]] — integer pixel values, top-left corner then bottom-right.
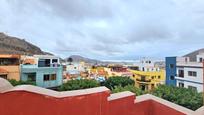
[[0, 50, 204, 114], [1, 52, 204, 92], [1, 0, 204, 115]]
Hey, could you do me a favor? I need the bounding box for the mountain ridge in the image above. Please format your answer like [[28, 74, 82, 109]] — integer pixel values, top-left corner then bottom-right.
[[0, 32, 52, 55], [184, 48, 204, 61]]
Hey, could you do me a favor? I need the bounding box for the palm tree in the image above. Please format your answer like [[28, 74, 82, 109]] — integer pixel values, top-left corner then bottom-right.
[[67, 57, 73, 65]]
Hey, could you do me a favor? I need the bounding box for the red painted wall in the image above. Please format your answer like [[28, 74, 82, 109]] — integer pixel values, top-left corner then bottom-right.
[[108, 95, 135, 115], [0, 91, 110, 115], [0, 91, 186, 115], [134, 100, 186, 115]]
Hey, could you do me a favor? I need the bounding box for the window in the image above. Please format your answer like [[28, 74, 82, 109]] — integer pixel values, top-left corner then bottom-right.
[[188, 86, 197, 91], [178, 70, 184, 78], [169, 64, 174, 69], [151, 76, 154, 79], [188, 71, 197, 77], [38, 59, 51, 67], [44, 74, 57, 81], [199, 58, 203, 62], [44, 74, 50, 81], [170, 75, 174, 80], [158, 76, 161, 79], [178, 82, 184, 88], [52, 59, 58, 63], [0, 75, 7, 79], [50, 74, 56, 80], [27, 73, 36, 82], [151, 84, 154, 89], [0, 58, 19, 65]]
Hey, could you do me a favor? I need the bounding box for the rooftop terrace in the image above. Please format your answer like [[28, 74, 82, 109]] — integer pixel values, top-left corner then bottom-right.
[[0, 78, 203, 115]]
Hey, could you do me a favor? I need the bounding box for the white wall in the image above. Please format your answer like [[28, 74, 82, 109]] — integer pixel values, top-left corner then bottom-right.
[[177, 80, 203, 92], [176, 67, 203, 92]]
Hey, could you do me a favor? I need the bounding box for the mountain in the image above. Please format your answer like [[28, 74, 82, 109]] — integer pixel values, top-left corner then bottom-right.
[[66, 55, 101, 64], [0, 32, 51, 55], [184, 48, 204, 61]]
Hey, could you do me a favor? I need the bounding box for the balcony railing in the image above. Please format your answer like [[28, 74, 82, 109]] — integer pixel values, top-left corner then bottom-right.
[[21, 64, 61, 68], [136, 78, 151, 82]]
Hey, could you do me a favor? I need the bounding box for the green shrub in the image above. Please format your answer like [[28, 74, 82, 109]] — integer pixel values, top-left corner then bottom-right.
[[112, 85, 145, 96], [58, 79, 100, 91], [103, 76, 135, 90], [8, 79, 36, 86], [151, 85, 203, 110]]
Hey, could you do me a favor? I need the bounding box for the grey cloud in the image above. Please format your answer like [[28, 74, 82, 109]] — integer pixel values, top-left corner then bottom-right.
[[40, 0, 113, 20], [1, 0, 204, 59]]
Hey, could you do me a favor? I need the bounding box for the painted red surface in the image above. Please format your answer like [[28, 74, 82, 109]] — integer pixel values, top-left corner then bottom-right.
[[0, 90, 186, 115], [0, 91, 110, 115], [108, 95, 135, 115], [134, 100, 185, 115]]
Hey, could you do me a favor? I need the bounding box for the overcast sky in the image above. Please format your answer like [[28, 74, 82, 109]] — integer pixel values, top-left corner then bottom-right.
[[0, 0, 204, 60]]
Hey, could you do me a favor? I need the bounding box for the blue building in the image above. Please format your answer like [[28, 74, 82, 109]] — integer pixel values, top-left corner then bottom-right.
[[166, 55, 204, 92], [21, 55, 63, 88], [165, 57, 177, 86]]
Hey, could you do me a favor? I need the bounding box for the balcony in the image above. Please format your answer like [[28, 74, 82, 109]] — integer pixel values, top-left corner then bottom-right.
[[21, 64, 61, 69], [136, 78, 151, 82]]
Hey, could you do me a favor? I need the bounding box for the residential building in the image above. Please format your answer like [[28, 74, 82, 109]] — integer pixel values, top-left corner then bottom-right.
[[166, 54, 204, 92], [105, 65, 133, 77], [65, 61, 89, 80], [20, 55, 63, 88], [0, 54, 21, 80], [130, 57, 165, 91], [89, 66, 108, 82]]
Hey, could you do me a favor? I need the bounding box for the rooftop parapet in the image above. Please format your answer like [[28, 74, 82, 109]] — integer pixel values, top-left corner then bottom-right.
[[0, 78, 203, 115]]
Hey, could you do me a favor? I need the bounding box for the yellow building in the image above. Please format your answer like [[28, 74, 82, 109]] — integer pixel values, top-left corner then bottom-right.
[[130, 69, 165, 91], [89, 66, 108, 78]]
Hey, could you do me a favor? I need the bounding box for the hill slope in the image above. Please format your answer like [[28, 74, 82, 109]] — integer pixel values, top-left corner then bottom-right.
[[66, 55, 101, 64], [0, 32, 49, 55], [184, 48, 204, 61]]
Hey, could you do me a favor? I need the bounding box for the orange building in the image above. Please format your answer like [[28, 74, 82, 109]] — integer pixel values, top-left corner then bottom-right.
[[0, 54, 21, 80]]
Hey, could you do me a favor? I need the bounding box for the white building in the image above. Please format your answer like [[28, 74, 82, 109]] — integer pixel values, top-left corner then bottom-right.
[[133, 57, 161, 72], [175, 54, 204, 92]]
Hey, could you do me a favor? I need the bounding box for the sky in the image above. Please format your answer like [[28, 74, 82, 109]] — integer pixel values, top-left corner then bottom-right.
[[0, 0, 204, 60]]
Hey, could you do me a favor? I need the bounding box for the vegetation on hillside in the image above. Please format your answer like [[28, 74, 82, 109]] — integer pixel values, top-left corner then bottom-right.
[[58, 79, 100, 91], [102, 76, 135, 90], [112, 85, 145, 96], [8, 79, 36, 86], [151, 85, 203, 110]]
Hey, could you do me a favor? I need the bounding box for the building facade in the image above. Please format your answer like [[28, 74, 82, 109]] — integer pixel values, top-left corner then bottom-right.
[[166, 54, 204, 92], [20, 55, 63, 88], [0, 55, 21, 81], [130, 57, 165, 91], [65, 62, 89, 80]]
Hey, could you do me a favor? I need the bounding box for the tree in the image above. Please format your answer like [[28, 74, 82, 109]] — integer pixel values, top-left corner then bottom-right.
[[58, 79, 100, 91], [102, 76, 135, 90], [151, 85, 203, 110], [8, 79, 36, 86], [67, 57, 73, 65], [112, 85, 145, 96]]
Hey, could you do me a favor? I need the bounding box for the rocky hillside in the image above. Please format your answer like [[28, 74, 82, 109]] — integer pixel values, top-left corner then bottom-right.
[[0, 32, 49, 55], [66, 55, 101, 64], [184, 48, 204, 61]]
